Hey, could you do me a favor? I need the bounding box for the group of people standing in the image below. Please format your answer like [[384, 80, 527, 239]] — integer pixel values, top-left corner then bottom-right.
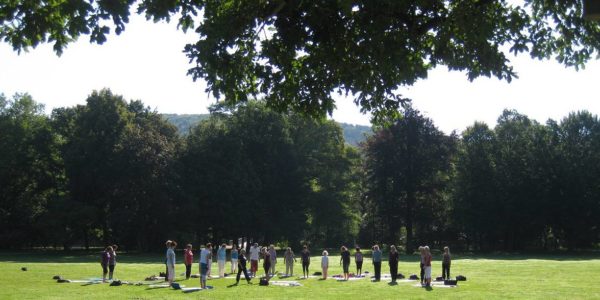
[[418, 245, 452, 287], [338, 244, 452, 286], [101, 240, 452, 288], [100, 245, 118, 282]]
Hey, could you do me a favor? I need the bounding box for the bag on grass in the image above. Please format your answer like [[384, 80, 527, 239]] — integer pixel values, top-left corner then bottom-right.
[[259, 278, 269, 286], [435, 276, 444, 282], [444, 279, 457, 286], [409, 274, 419, 280], [456, 275, 467, 281], [398, 273, 405, 279], [110, 280, 122, 286]]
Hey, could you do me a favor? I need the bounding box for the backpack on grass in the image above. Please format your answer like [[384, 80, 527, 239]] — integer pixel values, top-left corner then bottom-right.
[[444, 279, 458, 286]]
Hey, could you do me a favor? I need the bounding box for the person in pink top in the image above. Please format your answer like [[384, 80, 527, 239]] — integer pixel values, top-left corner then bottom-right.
[[423, 246, 432, 287], [184, 244, 194, 279]]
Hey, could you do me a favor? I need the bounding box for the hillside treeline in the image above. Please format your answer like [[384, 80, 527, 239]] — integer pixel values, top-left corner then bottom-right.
[[1, 90, 598, 252]]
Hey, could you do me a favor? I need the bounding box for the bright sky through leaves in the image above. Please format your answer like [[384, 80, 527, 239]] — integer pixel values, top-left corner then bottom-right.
[[1, 13, 600, 134]]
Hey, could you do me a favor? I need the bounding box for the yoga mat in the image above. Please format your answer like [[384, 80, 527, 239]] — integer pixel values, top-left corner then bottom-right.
[[270, 281, 302, 287], [148, 284, 171, 288], [335, 277, 365, 281], [396, 279, 418, 283], [181, 287, 202, 293], [412, 283, 457, 288]]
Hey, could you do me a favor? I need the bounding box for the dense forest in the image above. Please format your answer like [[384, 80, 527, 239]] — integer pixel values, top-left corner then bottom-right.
[[162, 113, 371, 147], [1, 90, 599, 252]]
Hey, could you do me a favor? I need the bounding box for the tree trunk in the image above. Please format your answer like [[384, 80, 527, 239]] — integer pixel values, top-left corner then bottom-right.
[[405, 191, 415, 254], [83, 228, 89, 251]]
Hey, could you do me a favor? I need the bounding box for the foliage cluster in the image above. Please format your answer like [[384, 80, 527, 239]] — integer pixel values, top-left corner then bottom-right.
[[2, 1, 600, 122], [1, 90, 599, 252]]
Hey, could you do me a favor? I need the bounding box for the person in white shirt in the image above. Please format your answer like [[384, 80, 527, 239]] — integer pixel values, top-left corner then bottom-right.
[[199, 243, 212, 289], [217, 244, 227, 278], [165, 240, 177, 286], [321, 250, 329, 280], [249, 243, 260, 277], [268, 245, 277, 275]]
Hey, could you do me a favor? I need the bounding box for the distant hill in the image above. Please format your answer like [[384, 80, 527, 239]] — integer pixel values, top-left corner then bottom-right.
[[162, 114, 210, 134], [161, 114, 371, 146], [338, 123, 372, 146]]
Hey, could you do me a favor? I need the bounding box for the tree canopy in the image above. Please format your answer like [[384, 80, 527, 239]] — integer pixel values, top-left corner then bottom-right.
[[2, 0, 599, 122], [1, 90, 600, 250]]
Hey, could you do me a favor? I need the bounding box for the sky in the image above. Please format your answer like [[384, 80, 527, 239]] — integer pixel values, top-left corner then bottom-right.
[[2, 13, 600, 134]]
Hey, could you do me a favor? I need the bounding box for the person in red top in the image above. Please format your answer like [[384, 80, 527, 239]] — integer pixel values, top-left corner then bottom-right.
[[184, 244, 194, 279]]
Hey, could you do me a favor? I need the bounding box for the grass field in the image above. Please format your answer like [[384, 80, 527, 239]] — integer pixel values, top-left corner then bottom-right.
[[1, 251, 599, 299]]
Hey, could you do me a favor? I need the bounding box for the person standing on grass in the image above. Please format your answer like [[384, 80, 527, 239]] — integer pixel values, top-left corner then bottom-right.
[[372, 244, 382, 281], [236, 249, 252, 285], [354, 247, 363, 276], [262, 247, 271, 280], [268, 245, 277, 276], [249, 243, 260, 278], [284, 247, 296, 276], [207, 244, 213, 278], [100, 246, 112, 283], [442, 246, 451, 280], [301, 245, 310, 278], [217, 243, 227, 277], [231, 246, 239, 274], [199, 243, 212, 289], [418, 246, 425, 285], [389, 245, 399, 283], [184, 244, 194, 279], [108, 245, 117, 280], [423, 246, 432, 287], [340, 246, 351, 281], [166, 240, 177, 286], [321, 250, 329, 279]]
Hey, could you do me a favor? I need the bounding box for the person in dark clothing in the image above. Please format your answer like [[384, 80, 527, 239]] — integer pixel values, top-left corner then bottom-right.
[[262, 247, 271, 280], [340, 246, 351, 281], [442, 246, 451, 280], [354, 247, 364, 276], [100, 246, 112, 283], [236, 249, 252, 284], [372, 245, 382, 281], [388, 245, 399, 283], [419, 246, 425, 284], [301, 245, 310, 278], [108, 245, 117, 280]]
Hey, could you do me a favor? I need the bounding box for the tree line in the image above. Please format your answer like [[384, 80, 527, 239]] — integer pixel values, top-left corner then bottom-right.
[[1, 90, 599, 252]]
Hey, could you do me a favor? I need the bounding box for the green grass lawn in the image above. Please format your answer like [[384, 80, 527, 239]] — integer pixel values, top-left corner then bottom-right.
[[1, 251, 599, 299]]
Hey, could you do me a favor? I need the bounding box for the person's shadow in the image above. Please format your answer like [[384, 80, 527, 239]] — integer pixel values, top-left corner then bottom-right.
[[227, 282, 238, 288], [425, 285, 433, 291], [387, 281, 398, 286]]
